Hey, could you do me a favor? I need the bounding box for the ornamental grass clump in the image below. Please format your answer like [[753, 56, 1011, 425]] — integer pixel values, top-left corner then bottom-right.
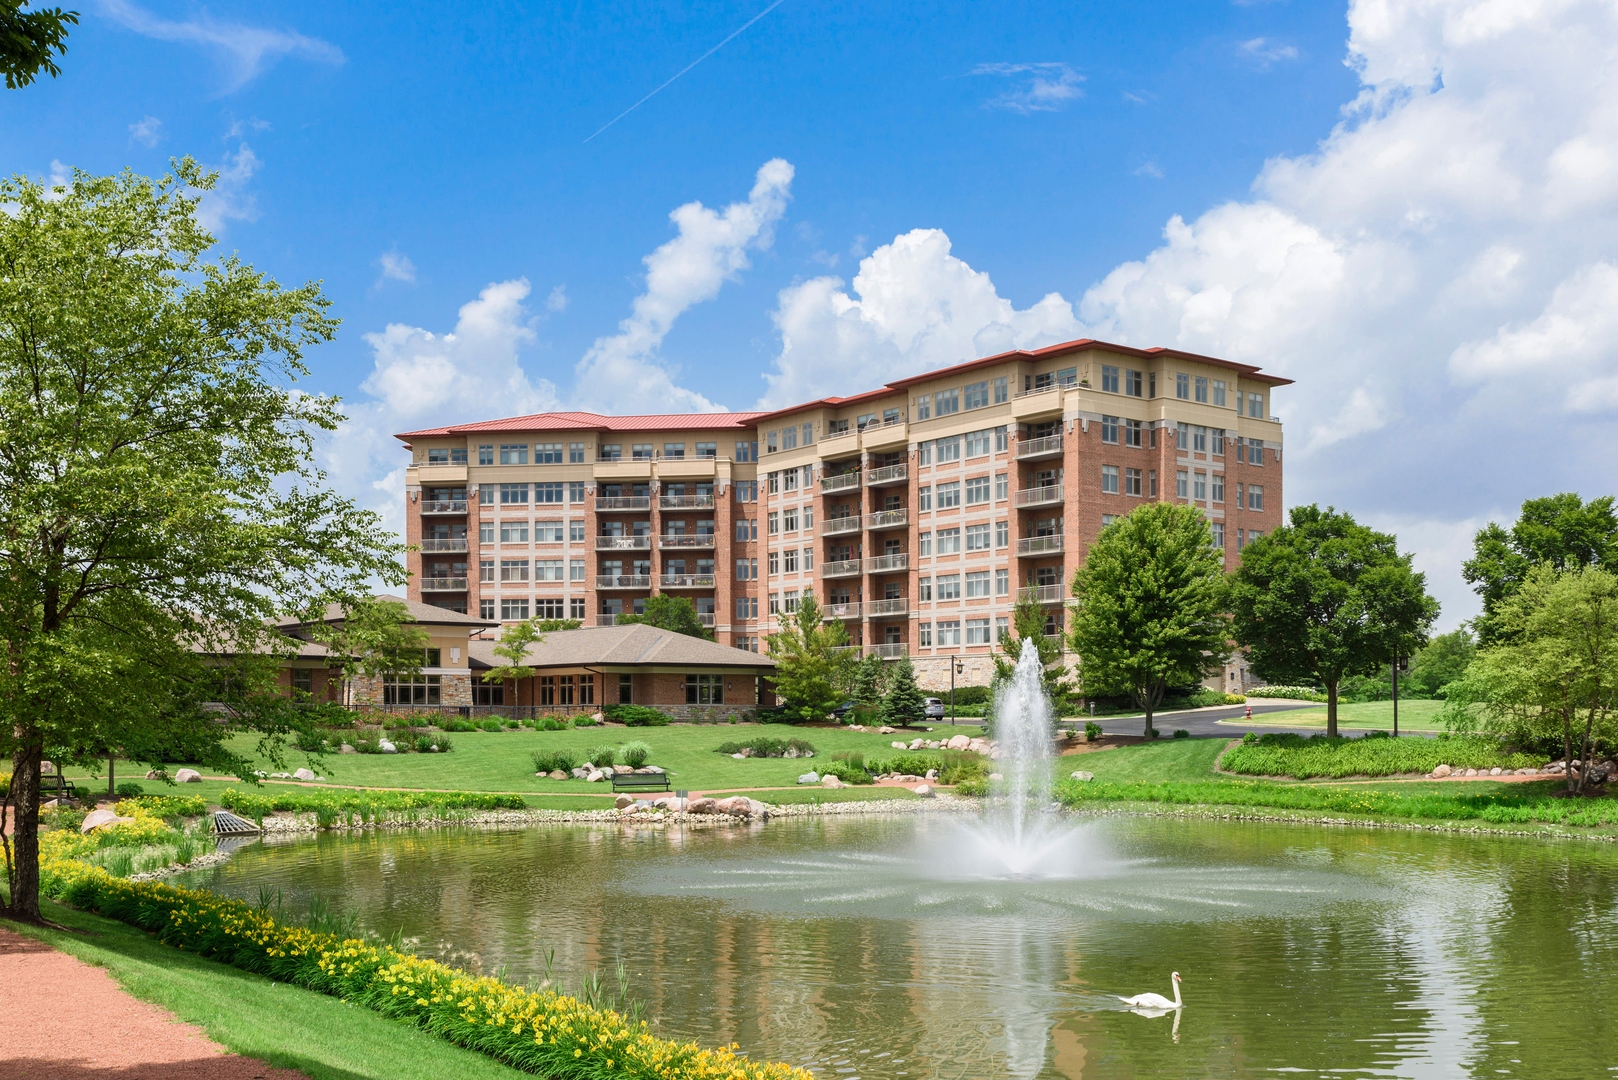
[[586, 745, 617, 768], [618, 741, 652, 768], [1221, 732, 1536, 779], [530, 750, 579, 775], [35, 812, 812, 1080]]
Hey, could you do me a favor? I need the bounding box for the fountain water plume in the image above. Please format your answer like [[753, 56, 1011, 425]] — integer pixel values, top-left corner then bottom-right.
[[995, 639, 1057, 852]]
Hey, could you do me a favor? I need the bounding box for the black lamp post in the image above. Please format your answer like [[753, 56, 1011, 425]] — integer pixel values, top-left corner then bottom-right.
[[950, 656, 964, 725]]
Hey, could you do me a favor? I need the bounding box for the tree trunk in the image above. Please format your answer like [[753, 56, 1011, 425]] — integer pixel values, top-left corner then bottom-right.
[[1326, 680, 1339, 738], [6, 740, 43, 921], [1564, 713, 1575, 795]]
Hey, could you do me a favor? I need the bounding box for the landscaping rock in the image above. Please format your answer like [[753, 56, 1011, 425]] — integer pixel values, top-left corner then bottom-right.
[[1465, 768, 1479, 777], [748, 798, 771, 818], [968, 739, 990, 754], [292, 767, 316, 782], [40, 760, 54, 775], [879, 726, 895, 734], [821, 775, 845, 789], [925, 769, 938, 780], [797, 771, 820, 784], [80, 809, 134, 833], [1432, 764, 1452, 778], [340, 743, 357, 754], [731, 753, 747, 759], [784, 747, 799, 758], [585, 770, 606, 782], [653, 795, 687, 812], [378, 739, 397, 754], [686, 797, 719, 815], [547, 769, 568, 780], [892, 741, 907, 749], [1069, 771, 1094, 781], [946, 734, 972, 750], [644, 766, 665, 774], [988, 772, 1004, 781], [571, 767, 591, 779], [144, 770, 163, 780], [909, 739, 924, 750], [175, 768, 203, 783], [913, 784, 934, 798], [615, 795, 634, 809], [613, 764, 632, 774], [1490, 767, 1503, 776]]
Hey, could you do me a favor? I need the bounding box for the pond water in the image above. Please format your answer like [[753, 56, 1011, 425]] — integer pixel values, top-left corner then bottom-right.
[[182, 815, 1618, 1080]]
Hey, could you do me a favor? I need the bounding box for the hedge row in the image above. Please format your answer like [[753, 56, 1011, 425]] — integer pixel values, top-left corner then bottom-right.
[[38, 814, 809, 1080], [1221, 733, 1538, 779], [216, 788, 525, 820]]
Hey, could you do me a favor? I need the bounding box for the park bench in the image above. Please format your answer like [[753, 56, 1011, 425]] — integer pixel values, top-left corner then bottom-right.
[[38, 774, 76, 800], [610, 772, 672, 794]]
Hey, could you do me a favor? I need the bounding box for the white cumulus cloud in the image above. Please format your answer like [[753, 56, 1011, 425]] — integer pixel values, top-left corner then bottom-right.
[[377, 250, 417, 285], [971, 62, 1084, 113]]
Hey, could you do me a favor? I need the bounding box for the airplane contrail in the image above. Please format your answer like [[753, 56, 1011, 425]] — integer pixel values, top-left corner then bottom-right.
[[584, 0, 791, 144]]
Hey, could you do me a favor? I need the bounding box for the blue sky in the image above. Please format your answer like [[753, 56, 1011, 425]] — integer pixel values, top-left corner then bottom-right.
[[16, 0, 1618, 627]]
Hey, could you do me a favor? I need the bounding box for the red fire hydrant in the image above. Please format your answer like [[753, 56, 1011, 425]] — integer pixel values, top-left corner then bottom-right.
[[1244, 704, 1252, 720]]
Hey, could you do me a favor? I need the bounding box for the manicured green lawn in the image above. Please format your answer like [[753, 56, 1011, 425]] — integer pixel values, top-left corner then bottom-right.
[[65, 722, 984, 799], [1241, 698, 1448, 731], [7, 901, 522, 1080], [1063, 737, 1232, 783], [725, 786, 925, 805]]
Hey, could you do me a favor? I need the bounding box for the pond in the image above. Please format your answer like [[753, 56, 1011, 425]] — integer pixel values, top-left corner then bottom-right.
[[181, 814, 1618, 1080]]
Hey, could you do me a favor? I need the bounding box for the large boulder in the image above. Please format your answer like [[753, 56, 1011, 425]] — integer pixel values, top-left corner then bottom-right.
[[946, 734, 972, 750], [547, 769, 569, 781], [614, 795, 635, 809], [747, 798, 771, 818], [80, 809, 134, 833], [613, 764, 633, 775], [821, 775, 845, 789], [585, 769, 606, 782], [174, 768, 203, 783], [913, 784, 935, 798], [40, 760, 55, 775], [1431, 764, 1451, 778], [1069, 770, 1095, 781], [378, 738, 397, 754], [653, 795, 688, 812], [291, 767, 317, 782], [797, 771, 820, 784], [686, 797, 719, 815]]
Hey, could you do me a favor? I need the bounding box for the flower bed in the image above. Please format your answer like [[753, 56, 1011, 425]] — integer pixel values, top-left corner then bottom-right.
[[216, 788, 525, 822], [38, 811, 809, 1080], [1244, 686, 1328, 702], [1221, 732, 1536, 779]]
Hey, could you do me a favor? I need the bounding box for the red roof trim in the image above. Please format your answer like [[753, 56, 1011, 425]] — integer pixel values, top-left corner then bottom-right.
[[396, 410, 770, 442]]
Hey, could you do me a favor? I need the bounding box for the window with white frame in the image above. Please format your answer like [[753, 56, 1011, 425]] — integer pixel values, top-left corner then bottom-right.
[[1248, 440, 1264, 465], [1126, 467, 1142, 496], [995, 472, 1008, 500], [995, 425, 1009, 452], [570, 558, 585, 580], [501, 559, 529, 582], [966, 523, 990, 551], [783, 549, 797, 573], [1176, 422, 1188, 451], [536, 442, 564, 463], [936, 527, 961, 554], [994, 377, 1008, 403], [535, 520, 564, 543], [919, 485, 932, 511], [784, 590, 799, 613], [919, 441, 932, 465], [919, 576, 933, 601], [965, 571, 991, 598], [1101, 365, 1119, 393], [1248, 484, 1264, 510], [1177, 470, 1189, 499], [570, 519, 586, 542], [499, 443, 528, 465], [480, 523, 494, 544], [1193, 472, 1207, 501], [919, 621, 933, 647], [1126, 419, 1143, 447], [534, 482, 564, 504], [1211, 522, 1225, 549], [1102, 465, 1120, 494], [802, 546, 814, 570], [966, 618, 992, 644], [937, 481, 961, 509], [964, 380, 989, 409], [1212, 379, 1227, 407], [535, 558, 564, 581], [478, 444, 494, 465], [920, 531, 932, 556], [995, 520, 1009, 548], [936, 436, 962, 462], [965, 475, 990, 504], [500, 483, 528, 504], [500, 598, 529, 620], [1125, 369, 1143, 397], [1195, 376, 1208, 403], [767, 550, 779, 575], [1101, 416, 1119, 444], [966, 429, 991, 457], [501, 520, 528, 543], [1176, 373, 1190, 399], [479, 559, 494, 582], [783, 507, 798, 532], [936, 620, 962, 646], [996, 567, 1009, 595], [1212, 474, 1225, 503], [934, 388, 960, 416]]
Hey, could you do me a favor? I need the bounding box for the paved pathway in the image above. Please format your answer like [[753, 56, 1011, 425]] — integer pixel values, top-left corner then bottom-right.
[[0, 927, 307, 1080]]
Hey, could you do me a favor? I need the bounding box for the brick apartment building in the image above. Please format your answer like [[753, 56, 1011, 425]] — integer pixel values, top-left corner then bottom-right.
[[396, 338, 1288, 690]]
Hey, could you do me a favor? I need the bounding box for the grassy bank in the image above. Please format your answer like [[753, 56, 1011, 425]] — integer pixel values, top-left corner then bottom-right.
[[1222, 732, 1537, 779], [1238, 699, 1448, 731], [5, 902, 522, 1080]]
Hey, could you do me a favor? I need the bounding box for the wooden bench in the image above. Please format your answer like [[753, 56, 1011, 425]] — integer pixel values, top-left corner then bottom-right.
[[39, 774, 76, 800], [610, 771, 672, 793]]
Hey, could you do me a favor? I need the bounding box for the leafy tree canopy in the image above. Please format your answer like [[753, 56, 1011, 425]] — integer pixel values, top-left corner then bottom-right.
[[306, 598, 429, 688], [1067, 504, 1230, 735], [766, 591, 856, 722], [1231, 505, 1438, 736], [0, 163, 401, 920], [617, 594, 711, 639], [993, 592, 1075, 714], [0, 2, 75, 88], [1463, 493, 1618, 644]]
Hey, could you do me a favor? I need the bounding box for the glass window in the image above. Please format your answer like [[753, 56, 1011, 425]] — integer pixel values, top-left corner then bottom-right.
[[1249, 440, 1264, 466], [802, 422, 814, 446], [936, 574, 961, 600], [936, 527, 961, 554], [934, 388, 960, 416], [569, 441, 585, 463], [995, 472, 1008, 500], [535, 442, 563, 463], [936, 436, 961, 462], [500, 483, 528, 504], [535, 482, 564, 503], [1177, 470, 1189, 499], [696, 441, 717, 458], [1193, 426, 1207, 453], [1212, 430, 1225, 456], [479, 559, 494, 582], [995, 520, 1009, 548], [1195, 376, 1208, 403], [1248, 392, 1264, 419], [500, 558, 529, 582], [883, 407, 901, 424], [936, 620, 962, 646], [919, 531, 932, 556], [500, 598, 530, 621], [919, 622, 933, 647], [1150, 470, 1158, 498], [964, 381, 989, 409], [663, 442, 685, 459], [966, 429, 991, 457], [1213, 474, 1225, 503], [500, 443, 528, 465], [736, 440, 757, 462], [570, 558, 585, 580], [966, 523, 990, 550], [1211, 522, 1225, 549], [920, 576, 933, 601], [1101, 365, 1119, 393], [766, 429, 779, 453], [966, 618, 992, 644], [995, 425, 1009, 452], [782, 426, 798, 450], [1176, 373, 1190, 400], [966, 476, 990, 504], [1249, 484, 1264, 510], [936, 482, 961, 509], [1176, 423, 1188, 451], [500, 520, 528, 543], [783, 507, 798, 532], [1102, 464, 1119, 494], [478, 444, 494, 465], [570, 519, 586, 542], [993, 376, 1009, 403], [803, 546, 814, 571], [599, 443, 622, 461], [995, 568, 1009, 595], [1212, 380, 1226, 407], [919, 442, 932, 465], [1125, 467, 1142, 496], [1125, 369, 1143, 397], [1101, 416, 1119, 444], [479, 523, 494, 544], [916, 395, 931, 421], [632, 443, 654, 460], [536, 558, 564, 581], [1194, 471, 1207, 501], [480, 599, 496, 620], [734, 480, 757, 502], [919, 486, 932, 511], [966, 571, 991, 598], [1126, 419, 1143, 447], [685, 674, 725, 705], [383, 673, 441, 705], [767, 512, 779, 534], [427, 447, 451, 464], [782, 549, 797, 573]]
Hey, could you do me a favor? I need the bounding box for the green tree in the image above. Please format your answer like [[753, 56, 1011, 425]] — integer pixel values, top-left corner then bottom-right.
[[0, 163, 400, 921], [1067, 503, 1231, 737], [1231, 505, 1438, 737], [1448, 565, 1618, 793], [618, 594, 711, 639], [480, 618, 552, 686], [766, 591, 856, 722], [1463, 493, 1618, 643], [1339, 626, 1478, 702], [879, 656, 928, 728], [851, 651, 886, 706], [306, 598, 429, 703], [993, 592, 1075, 712], [0, 2, 76, 88]]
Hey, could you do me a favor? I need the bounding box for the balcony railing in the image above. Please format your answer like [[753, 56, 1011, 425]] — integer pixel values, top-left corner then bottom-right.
[[1019, 584, 1065, 604], [866, 553, 908, 573], [596, 496, 651, 511], [821, 558, 862, 578], [1014, 376, 1077, 399], [820, 471, 861, 493], [659, 574, 716, 589], [419, 538, 469, 552], [421, 499, 467, 514], [597, 575, 652, 589], [821, 516, 862, 536], [419, 577, 467, 591], [595, 535, 652, 550], [659, 495, 715, 510], [820, 425, 858, 444], [866, 509, 908, 530], [1016, 535, 1065, 556], [865, 463, 908, 486], [866, 597, 908, 617], [658, 534, 715, 548], [869, 643, 908, 659], [698, 612, 716, 627], [1014, 485, 1064, 508], [1016, 435, 1064, 460], [823, 601, 862, 620]]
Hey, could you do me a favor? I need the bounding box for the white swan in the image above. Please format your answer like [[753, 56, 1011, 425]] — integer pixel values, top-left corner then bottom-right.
[[1119, 971, 1181, 1010]]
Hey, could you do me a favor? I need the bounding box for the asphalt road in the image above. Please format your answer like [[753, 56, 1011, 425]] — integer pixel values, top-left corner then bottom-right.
[[1064, 701, 1437, 739]]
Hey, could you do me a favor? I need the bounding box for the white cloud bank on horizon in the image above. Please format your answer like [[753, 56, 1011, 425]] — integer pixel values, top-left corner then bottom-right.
[[340, 0, 1618, 629]]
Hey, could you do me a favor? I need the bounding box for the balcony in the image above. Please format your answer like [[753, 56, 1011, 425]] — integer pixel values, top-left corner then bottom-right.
[[821, 516, 862, 536], [820, 471, 861, 493], [866, 553, 909, 573], [820, 425, 859, 447], [596, 496, 651, 511], [419, 538, 469, 553], [658, 534, 715, 548], [659, 574, 716, 589], [866, 508, 908, 530], [1016, 435, 1064, 460], [869, 643, 908, 659], [597, 575, 652, 590], [595, 535, 652, 551], [659, 494, 715, 510], [865, 463, 908, 487], [1014, 485, 1064, 508], [821, 558, 862, 578], [1019, 584, 1065, 604], [823, 601, 862, 619], [419, 577, 467, 592], [596, 614, 622, 626], [420, 499, 467, 515], [1016, 535, 1065, 557], [866, 597, 909, 617]]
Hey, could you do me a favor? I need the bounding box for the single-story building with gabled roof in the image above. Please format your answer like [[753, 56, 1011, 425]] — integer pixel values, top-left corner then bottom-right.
[[467, 623, 776, 720]]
